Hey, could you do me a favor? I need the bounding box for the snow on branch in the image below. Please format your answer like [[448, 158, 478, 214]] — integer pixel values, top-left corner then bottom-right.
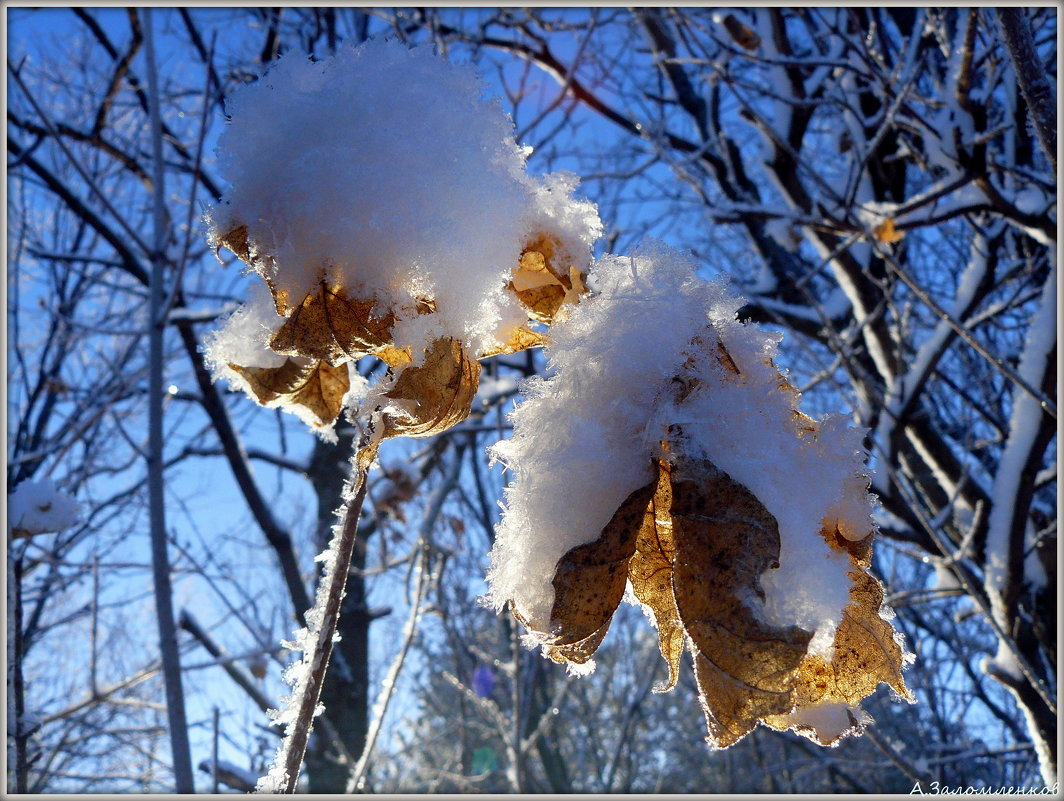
[[8, 479, 82, 538]]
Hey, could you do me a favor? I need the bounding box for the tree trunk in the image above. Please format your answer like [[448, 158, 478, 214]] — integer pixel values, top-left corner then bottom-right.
[[143, 9, 194, 791]]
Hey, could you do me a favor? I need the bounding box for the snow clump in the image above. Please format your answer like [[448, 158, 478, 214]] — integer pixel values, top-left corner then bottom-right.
[[487, 243, 873, 654], [9, 478, 82, 536], [204, 37, 601, 419]]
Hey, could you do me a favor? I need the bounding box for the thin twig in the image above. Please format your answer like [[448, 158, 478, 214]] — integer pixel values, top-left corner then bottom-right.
[[159, 32, 216, 323], [263, 466, 372, 793], [890, 469, 1056, 717], [863, 722, 934, 791], [347, 450, 463, 791], [178, 610, 275, 715], [40, 662, 161, 726], [7, 59, 152, 257], [345, 544, 430, 793]]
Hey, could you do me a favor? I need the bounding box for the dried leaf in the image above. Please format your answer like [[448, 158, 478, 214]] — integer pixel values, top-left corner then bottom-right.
[[216, 224, 252, 264], [872, 217, 904, 243], [513, 606, 611, 667], [375, 344, 414, 367], [228, 358, 349, 428], [822, 519, 873, 568], [716, 341, 741, 376], [514, 279, 565, 324], [764, 527, 913, 745], [627, 459, 685, 692], [354, 438, 381, 480], [721, 14, 761, 50], [515, 452, 815, 747], [543, 620, 612, 666], [511, 476, 655, 668], [502, 324, 911, 752], [543, 479, 656, 643], [380, 338, 481, 439], [670, 456, 812, 748], [269, 282, 396, 366], [478, 326, 547, 359], [374, 467, 418, 522], [510, 233, 588, 324]]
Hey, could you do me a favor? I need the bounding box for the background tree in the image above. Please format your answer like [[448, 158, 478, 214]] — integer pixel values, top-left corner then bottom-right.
[[7, 6, 1055, 793]]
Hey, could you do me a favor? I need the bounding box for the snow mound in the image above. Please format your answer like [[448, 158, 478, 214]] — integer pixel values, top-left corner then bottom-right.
[[204, 37, 601, 381], [9, 478, 82, 535], [487, 243, 874, 650]]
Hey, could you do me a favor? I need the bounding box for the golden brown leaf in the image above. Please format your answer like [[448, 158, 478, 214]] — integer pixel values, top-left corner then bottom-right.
[[715, 341, 741, 376], [544, 479, 656, 644], [509, 233, 588, 324], [478, 326, 547, 359], [228, 358, 349, 428], [501, 325, 910, 753], [511, 476, 656, 668], [670, 456, 813, 748], [514, 281, 565, 324], [375, 345, 413, 367], [872, 217, 905, 243], [764, 526, 913, 745], [542, 621, 612, 666], [263, 276, 292, 317], [513, 450, 825, 747], [380, 338, 481, 439], [822, 519, 873, 568], [269, 282, 396, 366], [216, 224, 253, 264], [829, 569, 912, 700], [627, 459, 685, 692], [513, 605, 612, 667], [353, 438, 381, 482]]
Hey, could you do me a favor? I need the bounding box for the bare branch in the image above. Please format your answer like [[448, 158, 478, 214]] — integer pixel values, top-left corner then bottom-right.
[[996, 9, 1057, 173]]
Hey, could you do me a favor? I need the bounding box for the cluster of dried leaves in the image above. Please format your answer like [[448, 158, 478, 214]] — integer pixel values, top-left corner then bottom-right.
[[513, 338, 913, 749], [218, 224, 911, 751], [217, 225, 585, 441]]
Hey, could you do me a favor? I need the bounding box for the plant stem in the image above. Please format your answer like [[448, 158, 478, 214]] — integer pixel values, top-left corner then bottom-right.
[[274, 467, 371, 793]]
